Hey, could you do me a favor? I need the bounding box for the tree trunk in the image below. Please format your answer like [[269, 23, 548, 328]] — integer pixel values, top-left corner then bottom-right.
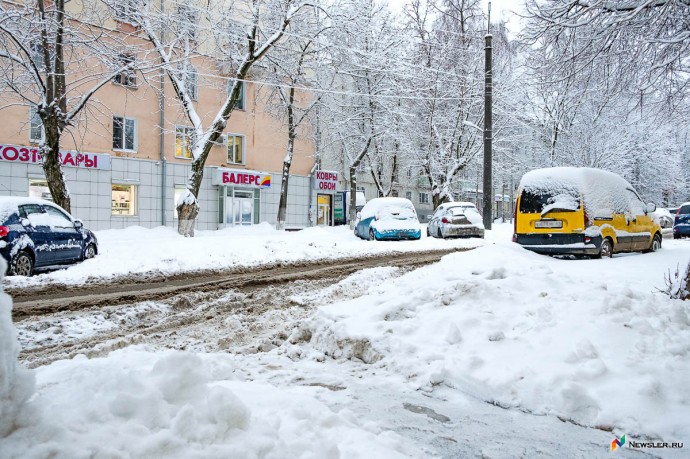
[[176, 199, 199, 237], [276, 157, 292, 230], [42, 122, 71, 213], [349, 166, 358, 230]]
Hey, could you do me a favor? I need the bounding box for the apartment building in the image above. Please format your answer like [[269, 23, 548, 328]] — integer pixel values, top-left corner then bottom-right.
[[0, 1, 336, 231]]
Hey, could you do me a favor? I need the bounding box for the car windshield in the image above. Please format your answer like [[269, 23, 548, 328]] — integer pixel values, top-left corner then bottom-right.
[[679, 205, 690, 215], [519, 188, 581, 214]]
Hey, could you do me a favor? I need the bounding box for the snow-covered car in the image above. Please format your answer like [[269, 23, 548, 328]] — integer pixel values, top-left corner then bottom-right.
[[427, 202, 484, 238], [651, 207, 675, 229], [673, 202, 690, 239], [354, 197, 421, 241], [0, 197, 98, 276]]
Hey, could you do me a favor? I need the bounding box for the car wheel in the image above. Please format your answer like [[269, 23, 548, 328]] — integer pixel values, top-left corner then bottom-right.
[[11, 251, 34, 277], [650, 234, 661, 252], [369, 228, 376, 241], [673, 233, 680, 240], [84, 243, 97, 260], [437, 228, 443, 239], [426, 227, 430, 237], [597, 238, 613, 259]]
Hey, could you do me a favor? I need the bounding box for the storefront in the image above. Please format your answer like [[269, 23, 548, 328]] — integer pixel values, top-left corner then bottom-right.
[[313, 170, 338, 226], [213, 167, 271, 227]]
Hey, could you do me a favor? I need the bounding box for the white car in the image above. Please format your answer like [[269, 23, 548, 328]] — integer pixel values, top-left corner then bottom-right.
[[427, 201, 485, 239]]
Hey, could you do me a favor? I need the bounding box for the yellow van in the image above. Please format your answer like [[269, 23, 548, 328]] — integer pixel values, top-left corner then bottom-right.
[[513, 167, 662, 258]]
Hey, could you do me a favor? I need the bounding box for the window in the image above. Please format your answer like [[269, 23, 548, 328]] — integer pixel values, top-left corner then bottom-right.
[[227, 134, 244, 164], [419, 192, 430, 204], [175, 126, 195, 159], [406, 168, 412, 179], [112, 116, 136, 151], [44, 205, 74, 228], [29, 106, 44, 143], [391, 190, 399, 197], [28, 179, 51, 200], [405, 191, 412, 201], [227, 80, 245, 110], [177, 5, 198, 41], [113, 54, 136, 87], [114, 0, 140, 23], [112, 184, 136, 216], [30, 41, 44, 70]]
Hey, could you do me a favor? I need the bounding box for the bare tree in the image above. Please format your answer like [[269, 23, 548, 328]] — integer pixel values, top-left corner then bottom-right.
[[131, 0, 315, 236], [0, 0, 140, 212], [523, 0, 690, 111], [264, 11, 326, 230]]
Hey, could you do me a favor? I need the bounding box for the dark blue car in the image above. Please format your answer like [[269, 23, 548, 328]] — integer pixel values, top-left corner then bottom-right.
[[673, 202, 690, 239], [0, 197, 98, 276]]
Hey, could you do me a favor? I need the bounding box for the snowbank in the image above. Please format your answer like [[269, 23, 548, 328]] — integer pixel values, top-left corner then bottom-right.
[[302, 239, 690, 441], [0, 258, 35, 438], [3, 223, 480, 288], [0, 347, 424, 458]]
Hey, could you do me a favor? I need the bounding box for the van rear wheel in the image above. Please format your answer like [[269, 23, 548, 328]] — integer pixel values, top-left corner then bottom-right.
[[597, 238, 613, 259]]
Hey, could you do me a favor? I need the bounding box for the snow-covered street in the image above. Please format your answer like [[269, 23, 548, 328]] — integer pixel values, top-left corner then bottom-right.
[[2, 224, 690, 458]]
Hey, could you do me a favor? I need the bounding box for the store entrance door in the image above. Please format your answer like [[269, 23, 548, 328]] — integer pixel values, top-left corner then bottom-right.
[[226, 191, 254, 225], [317, 194, 332, 226]]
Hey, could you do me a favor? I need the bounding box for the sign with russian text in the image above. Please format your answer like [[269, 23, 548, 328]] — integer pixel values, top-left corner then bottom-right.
[[0, 144, 111, 170], [213, 167, 271, 188], [314, 170, 338, 192]]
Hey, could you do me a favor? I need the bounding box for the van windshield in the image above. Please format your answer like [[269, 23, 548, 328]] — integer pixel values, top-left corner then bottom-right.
[[519, 188, 581, 215]]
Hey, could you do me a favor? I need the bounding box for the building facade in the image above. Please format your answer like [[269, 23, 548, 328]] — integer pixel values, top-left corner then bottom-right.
[[0, 2, 334, 232]]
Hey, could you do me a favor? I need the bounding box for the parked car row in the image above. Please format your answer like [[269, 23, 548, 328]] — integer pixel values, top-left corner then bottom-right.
[[353, 197, 486, 241], [0, 197, 98, 276]]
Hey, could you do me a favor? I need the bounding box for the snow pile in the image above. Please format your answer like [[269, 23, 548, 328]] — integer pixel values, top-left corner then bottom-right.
[[0, 257, 35, 438], [0, 348, 424, 458], [302, 241, 690, 440], [4, 223, 478, 288]]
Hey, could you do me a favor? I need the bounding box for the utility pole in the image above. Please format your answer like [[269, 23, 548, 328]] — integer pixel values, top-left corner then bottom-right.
[[482, 3, 493, 230]]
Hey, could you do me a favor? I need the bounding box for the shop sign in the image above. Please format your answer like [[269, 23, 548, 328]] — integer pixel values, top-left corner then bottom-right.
[[334, 192, 344, 222], [213, 167, 271, 188], [313, 170, 338, 192], [0, 144, 111, 170]]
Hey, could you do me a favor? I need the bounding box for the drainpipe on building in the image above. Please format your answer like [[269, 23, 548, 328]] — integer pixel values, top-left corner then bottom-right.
[[159, 0, 167, 226], [308, 163, 317, 226]]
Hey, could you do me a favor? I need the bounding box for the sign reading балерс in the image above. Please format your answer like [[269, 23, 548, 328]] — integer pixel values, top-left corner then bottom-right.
[[212, 167, 271, 188], [0, 144, 111, 170], [313, 170, 338, 192]]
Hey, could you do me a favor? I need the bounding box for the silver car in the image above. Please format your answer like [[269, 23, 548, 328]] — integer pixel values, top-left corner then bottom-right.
[[427, 202, 485, 239]]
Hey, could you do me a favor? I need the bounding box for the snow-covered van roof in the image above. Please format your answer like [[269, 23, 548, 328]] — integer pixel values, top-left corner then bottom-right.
[[360, 197, 416, 220], [518, 167, 638, 217]]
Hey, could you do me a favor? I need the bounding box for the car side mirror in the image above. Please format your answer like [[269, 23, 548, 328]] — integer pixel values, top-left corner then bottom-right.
[[74, 219, 84, 229], [20, 218, 31, 227], [646, 203, 656, 214], [356, 212, 361, 220]]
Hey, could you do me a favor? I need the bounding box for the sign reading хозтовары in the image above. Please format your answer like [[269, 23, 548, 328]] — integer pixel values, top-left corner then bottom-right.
[[0, 144, 111, 170]]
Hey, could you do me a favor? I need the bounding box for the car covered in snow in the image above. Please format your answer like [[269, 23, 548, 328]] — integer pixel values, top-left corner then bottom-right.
[[354, 197, 421, 241], [651, 207, 675, 229], [0, 197, 98, 276], [513, 167, 662, 258], [673, 202, 690, 239], [427, 202, 484, 239]]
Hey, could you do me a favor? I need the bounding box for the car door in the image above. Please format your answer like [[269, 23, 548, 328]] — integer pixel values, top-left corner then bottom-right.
[[626, 189, 653, 251], [18, 204, 53, 267], [428, 208, 442, 236], [43, 205, 83, 262]]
